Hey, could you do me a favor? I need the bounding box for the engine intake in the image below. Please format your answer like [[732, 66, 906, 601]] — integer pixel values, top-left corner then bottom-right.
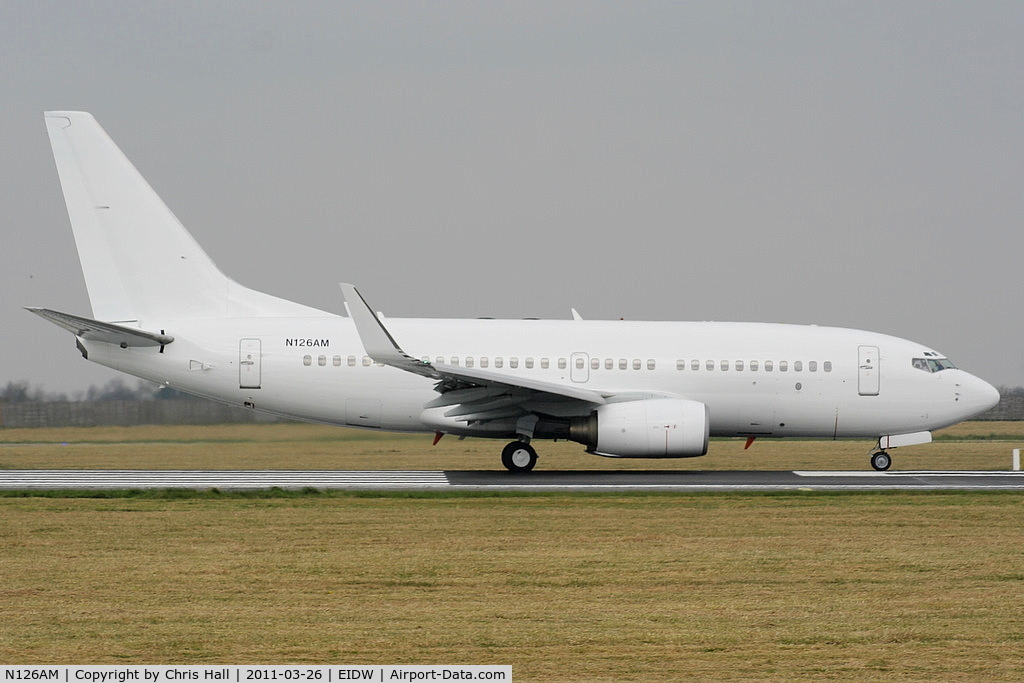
[[570, 398, 710, 458]]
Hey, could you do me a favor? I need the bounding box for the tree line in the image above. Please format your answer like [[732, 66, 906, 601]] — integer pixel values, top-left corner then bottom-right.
[[0, 379, 186, 403]]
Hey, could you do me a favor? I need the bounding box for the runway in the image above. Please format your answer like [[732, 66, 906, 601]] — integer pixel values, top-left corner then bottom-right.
[[2, 469, 1024, 491]]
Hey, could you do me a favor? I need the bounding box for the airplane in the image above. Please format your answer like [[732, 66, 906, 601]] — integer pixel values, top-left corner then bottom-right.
[[29, 111, 1000, 472]]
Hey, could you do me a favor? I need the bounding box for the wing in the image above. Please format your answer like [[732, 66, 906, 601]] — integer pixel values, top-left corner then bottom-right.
[[340, 284, 609, 434]]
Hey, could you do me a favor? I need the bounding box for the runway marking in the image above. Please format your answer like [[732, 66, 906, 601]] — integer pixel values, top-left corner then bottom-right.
[[1, 470, 1023, 491], [0, 470, 450, 490], [794, 470, 1024, 477]]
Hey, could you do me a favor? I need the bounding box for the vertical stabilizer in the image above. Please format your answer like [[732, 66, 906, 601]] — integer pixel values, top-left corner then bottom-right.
[[44, 112, 323, 323], [45, 112, 230, 322]]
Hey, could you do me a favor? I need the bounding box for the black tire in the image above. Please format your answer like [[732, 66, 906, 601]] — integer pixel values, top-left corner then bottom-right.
[[871, 451, 892, 471], [501, 441, 538, 472]]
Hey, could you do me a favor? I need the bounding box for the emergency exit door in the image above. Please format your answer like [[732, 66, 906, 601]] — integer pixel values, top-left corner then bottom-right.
[[239, 339, 262, 389], [858, 345, 879, 396]]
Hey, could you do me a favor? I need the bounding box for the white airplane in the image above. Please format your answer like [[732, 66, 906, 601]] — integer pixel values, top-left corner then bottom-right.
[[30, 111, 999, 472]]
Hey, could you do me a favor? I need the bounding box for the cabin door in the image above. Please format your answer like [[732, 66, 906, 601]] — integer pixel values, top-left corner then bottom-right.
[[858, 345, 879, 396], [239, 338, 262, 389]]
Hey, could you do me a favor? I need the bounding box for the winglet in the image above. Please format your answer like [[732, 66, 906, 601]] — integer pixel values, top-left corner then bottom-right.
[[339, 283, 439, 379], [340, 283, 608, 406]]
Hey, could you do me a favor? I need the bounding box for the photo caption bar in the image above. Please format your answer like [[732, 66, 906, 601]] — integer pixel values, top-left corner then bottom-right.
[[0, 667, 511, 683]]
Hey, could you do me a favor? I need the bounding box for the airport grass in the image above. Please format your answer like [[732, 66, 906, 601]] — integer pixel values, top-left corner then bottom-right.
[[1, 491, 1023, 679], [0, 420, 1022, 471], [2, 423, 1024, 678]]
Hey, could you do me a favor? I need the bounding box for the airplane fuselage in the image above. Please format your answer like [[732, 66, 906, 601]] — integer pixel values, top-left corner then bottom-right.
[[81, 314, 994, 446]]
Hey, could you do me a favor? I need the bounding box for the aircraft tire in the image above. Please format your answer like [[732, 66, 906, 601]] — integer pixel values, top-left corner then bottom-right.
[[501, 441, 538, 472], [870, 451, 892, 471]]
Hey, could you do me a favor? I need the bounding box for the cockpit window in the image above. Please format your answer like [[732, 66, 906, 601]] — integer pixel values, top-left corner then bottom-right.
[[912, 357, 957, 373]]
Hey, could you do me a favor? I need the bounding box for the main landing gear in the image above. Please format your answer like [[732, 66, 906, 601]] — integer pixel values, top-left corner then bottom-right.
[[870, 450, 892, 471], [501, 441, 538, 472]]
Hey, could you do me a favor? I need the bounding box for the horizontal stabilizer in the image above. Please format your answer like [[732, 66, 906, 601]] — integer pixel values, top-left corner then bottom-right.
[[26, 308, 173, 348]]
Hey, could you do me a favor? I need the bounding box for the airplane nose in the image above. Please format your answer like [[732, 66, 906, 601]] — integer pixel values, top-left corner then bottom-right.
[[969, 375, 1001, 415]]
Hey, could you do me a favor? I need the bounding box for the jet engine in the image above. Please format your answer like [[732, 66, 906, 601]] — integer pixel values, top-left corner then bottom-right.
[[570, 398, 710, 458]]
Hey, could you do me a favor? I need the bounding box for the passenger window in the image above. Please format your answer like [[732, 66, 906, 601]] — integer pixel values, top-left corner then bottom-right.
[[525, 358, 534, 369], [333, 355, 341, 367], [779, 361, 788, 372], [794, 361, 802, 372], [633, 359, 642, 370], [647, 359, 656, 370], [480, 357, 489, 368], [450, 357, 460, 366], [677, 360, 686, 371], [735, 360, 744, 371], [510, 358, 519, 368], [692, 360, 700, 371], [436, 356, 444, 365], [619, 359, 628, 370], [765, 361, 773, 372], [706, 360, 715, 371], [720, 361, 729, 371], [303, 355, 312, 366], [824, 361, 832, 372], [362, 356, 372, 367], [809, 361, 817, 372], [575, 357, 585, 370], [591, 358, 600, 370], [348, 355, 357, 367], [558, 358, 567, 370], [466, 357, 475, 368], [750, 360, 759, 371], [541, 358, 550, 369], [495, 358, 504, 368], [605, 358, 614, 370]]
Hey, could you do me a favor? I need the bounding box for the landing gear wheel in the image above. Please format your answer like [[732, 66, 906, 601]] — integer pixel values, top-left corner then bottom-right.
[[871, 451, 892, 471], [501, 441, 538, 472]]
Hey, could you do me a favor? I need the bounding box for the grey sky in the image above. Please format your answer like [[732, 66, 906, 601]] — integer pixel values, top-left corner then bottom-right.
[[2, 2, 1022, 394]]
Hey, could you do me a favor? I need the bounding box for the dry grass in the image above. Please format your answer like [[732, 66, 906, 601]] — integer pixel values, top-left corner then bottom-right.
[[1, 423, 1023, 678], [1, 493, 1023, 680], [0, 421, 1022, 471]]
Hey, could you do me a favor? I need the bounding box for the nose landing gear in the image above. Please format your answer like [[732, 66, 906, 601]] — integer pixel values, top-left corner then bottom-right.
[[870, 451, 892, 471]]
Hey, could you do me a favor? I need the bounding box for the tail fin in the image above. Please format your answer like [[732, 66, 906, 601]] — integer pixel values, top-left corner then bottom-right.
[[44, 111, 322, 323]]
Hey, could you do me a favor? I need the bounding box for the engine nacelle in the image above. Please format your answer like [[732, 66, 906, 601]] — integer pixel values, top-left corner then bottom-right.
[[570, 399, 710, 458]]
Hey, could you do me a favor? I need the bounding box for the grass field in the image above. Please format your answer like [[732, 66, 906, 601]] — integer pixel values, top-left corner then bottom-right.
[[1, 420, 1022, 471], [1, 423, 1023, 679], [2, 492, 1023, 679]]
